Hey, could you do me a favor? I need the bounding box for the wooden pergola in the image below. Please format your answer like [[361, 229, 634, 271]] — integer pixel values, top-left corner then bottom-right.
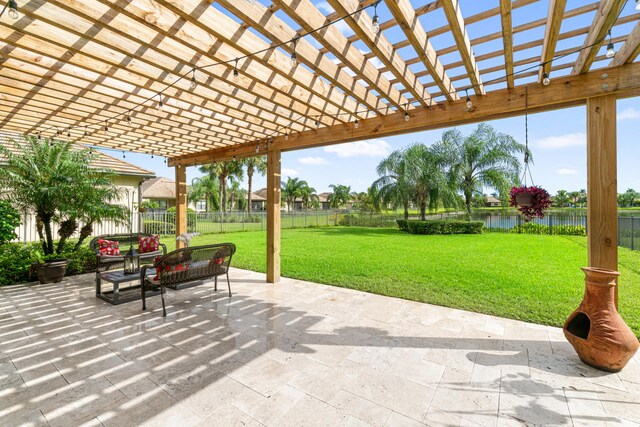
[[0, 0, 638, 283]]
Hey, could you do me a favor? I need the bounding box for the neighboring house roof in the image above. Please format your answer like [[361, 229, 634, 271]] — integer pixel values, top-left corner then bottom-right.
[[249, 188, 268, 202], [0, 134, 155, 178], [317, 192, 330, 203], [486, 196, 501, 204], [141, 177, 176, 200]]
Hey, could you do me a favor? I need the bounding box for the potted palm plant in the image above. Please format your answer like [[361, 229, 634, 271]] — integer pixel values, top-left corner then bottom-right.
[[0, 136, 126, 284]]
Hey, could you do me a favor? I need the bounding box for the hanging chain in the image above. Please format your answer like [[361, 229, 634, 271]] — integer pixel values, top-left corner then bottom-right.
[[521, 87, 534, 187]]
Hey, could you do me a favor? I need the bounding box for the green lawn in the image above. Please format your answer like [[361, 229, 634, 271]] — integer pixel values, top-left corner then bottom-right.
[[163, 228, 640, 335]]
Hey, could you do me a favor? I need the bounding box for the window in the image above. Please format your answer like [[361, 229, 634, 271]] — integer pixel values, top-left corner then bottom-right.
[[157, 200, 168, 210], [196, 200, 207, 211]]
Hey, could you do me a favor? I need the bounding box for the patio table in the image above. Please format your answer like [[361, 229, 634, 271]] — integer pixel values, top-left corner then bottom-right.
[[96, 268, 158, 305]]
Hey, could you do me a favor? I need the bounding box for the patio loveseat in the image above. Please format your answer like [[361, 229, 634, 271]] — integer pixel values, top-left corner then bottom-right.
[[89, 233, 167, 272], [140, 243, 236, 317]]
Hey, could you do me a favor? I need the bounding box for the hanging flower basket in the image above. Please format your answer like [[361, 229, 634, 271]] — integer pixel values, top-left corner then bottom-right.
[[509, 186, 551, 222]]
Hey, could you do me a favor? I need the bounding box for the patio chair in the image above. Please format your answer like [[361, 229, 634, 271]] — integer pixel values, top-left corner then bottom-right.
[[90, 233, 167, 272], [140, 243, 236, 317]]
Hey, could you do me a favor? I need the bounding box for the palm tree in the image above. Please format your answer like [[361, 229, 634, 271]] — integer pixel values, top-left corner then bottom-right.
[[243, 156, 266, 213], [554, 190, 570, 208], [188, 174, 219, 212], [226, 179, 247, 211], [0, 136, 126, 255], [327, 184, 352, 209], [281, 177, 308, 212], [443, 123, 525, 214], [200, 160, 243, 213], [373, 149, 413, 219], [298, 184, 319, 211], [404, 143, 458, 220]]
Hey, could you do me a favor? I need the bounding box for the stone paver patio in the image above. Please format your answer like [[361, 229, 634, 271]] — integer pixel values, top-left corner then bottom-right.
[[1, 269, 639, 426]]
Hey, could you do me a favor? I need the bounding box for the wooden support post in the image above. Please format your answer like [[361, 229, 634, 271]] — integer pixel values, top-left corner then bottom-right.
[[586, 94, 618, 306], [267, 149, 281, 283], [175, 165, 187, 249]]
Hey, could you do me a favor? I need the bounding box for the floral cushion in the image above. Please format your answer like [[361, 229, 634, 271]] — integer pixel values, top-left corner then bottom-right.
[[138, 235, 160, 254], [97, 239, 120, 256]]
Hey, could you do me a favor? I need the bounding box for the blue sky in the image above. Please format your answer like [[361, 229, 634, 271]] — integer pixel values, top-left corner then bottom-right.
[[102, 0, 640, 196]]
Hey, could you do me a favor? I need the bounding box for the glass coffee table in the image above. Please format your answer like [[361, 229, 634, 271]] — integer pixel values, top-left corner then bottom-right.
[[96, 268, 158, 305]]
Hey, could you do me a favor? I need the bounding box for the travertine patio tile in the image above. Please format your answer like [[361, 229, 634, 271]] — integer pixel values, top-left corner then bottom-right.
[[1, 270, 638, 426]]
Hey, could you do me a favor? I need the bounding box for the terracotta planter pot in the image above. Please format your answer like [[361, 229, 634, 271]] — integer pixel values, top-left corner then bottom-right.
[[33, 259, 70, 284], [564, 267, 639, 372], [515, 192, 533, 207]]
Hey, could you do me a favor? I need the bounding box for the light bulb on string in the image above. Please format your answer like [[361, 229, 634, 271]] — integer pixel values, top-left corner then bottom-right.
[[636, 0, 640, 11], [190, 68, 197, 89], [465, 90, 472, 110], [122, 151, 126, 159], [7, 0, 18, 19], [163, 157, 167, 164], [151, 150, 154, 159], [605, 30, 615, 59], [285, 132, 289, 141], [126, 114, 132, 124], [233, 59, 239, 82], [84, 125, 88, 137], [542, 72, 550, 86], [290, 38, 298, 68], [67, 128, 71, 138], [104, 123, 109, 135], [354, 118, 359, 129], [157, 94, 164, 112], [315, 119, 320, 128], [36, 131, 41, 140], [256, 144, 260, 153], [371, 1, 380, 34]]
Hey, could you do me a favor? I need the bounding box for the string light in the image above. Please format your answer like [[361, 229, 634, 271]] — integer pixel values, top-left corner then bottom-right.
[[164, 157, 167, 164], [36, 131, 41, 140], [122, 150, 126, 159], [606, 30, 615, 59], [151, 150, 154, 159], [190, 68, 197, 89], [315, 120, 320, 128], [126, 114, 132, 124], [285, 132, 289, 141], [465, 90, 473, 110], [371, 1, 380, 34], [104, 122, 109, 134], [233, 59, 239, 82], [404, 106, 410, 122], [157, 94, 164, 112], [256, 144, 260, 153], [56, 128, 61, 136], [354, 118, 359, 129], [290, 38, 298, 68], [84, 125, 88, 137], [636, 0, 640, 11], [67, 128, 71, 138], [542, 72, 551, 86], [1, 0, 19, 19]]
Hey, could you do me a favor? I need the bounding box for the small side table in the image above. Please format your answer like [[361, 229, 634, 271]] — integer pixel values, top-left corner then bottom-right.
[[96, 269, 158, 305]]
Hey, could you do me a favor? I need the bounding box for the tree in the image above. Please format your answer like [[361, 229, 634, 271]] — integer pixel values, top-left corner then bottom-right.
[[226, 179, 247, 211], [298, 184, 319, 211], [403, 143, 459, 220], [0, 136, 125, 255], [281, 177, 308, 211], [554, 190, 571, 208], [618, 188, 639, 208], [327, 184, 352, 209], [188, 174, 219, 212], [568, 191, 581, 208], [443, 124, 525, 214], [243, 156, 266, 213], [472, 193, 488, 208], [373, 149, 413, 219], [199, 160, 243, 213]]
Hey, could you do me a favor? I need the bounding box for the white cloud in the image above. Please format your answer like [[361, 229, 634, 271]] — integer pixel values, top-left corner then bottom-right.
[[324, 139, 390, 158], [315, 2, 353, 36], [298, 156, 330, 165], [534, 133, 585, 149], [281, 168, 299, 177], [618, 107, 640, 121], [557, 168, 578, 175]]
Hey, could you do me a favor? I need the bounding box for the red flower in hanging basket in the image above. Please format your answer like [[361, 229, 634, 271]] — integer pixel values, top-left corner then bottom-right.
[[509, 186, 552, 222]]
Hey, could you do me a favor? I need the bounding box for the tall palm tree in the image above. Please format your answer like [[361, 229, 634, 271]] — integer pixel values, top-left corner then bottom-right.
[[373, 149, 413, 219], [327, 184, 352, 209], [226, 179, 247, 211], [298, 184, 319, 211], [443, 123, 526, 214], [554, 190, 570, 208], [188, 174, 219, 212], [281, 177, 308, 211], [200, 160, 243, 213], [243, 156, 266, 213]]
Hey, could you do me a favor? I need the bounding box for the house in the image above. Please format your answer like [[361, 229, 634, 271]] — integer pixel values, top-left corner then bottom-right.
[[485, 196, 502, 207], [248, 188, 268, 211], [141, 177, 176, 210]]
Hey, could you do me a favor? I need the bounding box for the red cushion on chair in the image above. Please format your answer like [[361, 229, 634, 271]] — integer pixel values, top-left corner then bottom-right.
[[154, 262, 188, 281], [138, 235, 160, 253], [212, 258, 224, 265], [97, 239, 120, 256]]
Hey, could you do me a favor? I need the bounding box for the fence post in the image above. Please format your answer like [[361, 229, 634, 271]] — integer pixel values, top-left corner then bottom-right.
[[549, 215, 553, 235], [517, 215, 522, 234], [632, 217, 635, 251]]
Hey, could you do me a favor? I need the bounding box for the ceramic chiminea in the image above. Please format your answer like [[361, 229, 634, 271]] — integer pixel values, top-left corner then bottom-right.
[[564, 267, 639, 372]]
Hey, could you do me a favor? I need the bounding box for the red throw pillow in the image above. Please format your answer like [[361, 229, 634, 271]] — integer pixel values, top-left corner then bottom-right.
[[97, 239, 120, 256], [212, 258, 224, 265], [154, 262, 188, 281], [138, 235, 160, 254]]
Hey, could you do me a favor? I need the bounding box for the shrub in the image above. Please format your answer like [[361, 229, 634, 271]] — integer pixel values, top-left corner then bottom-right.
[[509, 222, 586, 236], [338, 214, 397, 227], [402, 220, 483, 235], [0, 243, 33, 286], [143, 219, 175, 235], [0, 200, 20, 245], [396, 219, 408, 231]]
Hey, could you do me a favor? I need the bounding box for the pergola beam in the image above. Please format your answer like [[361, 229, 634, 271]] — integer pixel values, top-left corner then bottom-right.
[[441, 0, 485, 95], [610, 21, 640, 66], [384, 0, 459, 101], [538, 0, 568, 82], [572, 0, 626, 75], [170, 61, 640, 167], [499, 0, 515, 89]]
